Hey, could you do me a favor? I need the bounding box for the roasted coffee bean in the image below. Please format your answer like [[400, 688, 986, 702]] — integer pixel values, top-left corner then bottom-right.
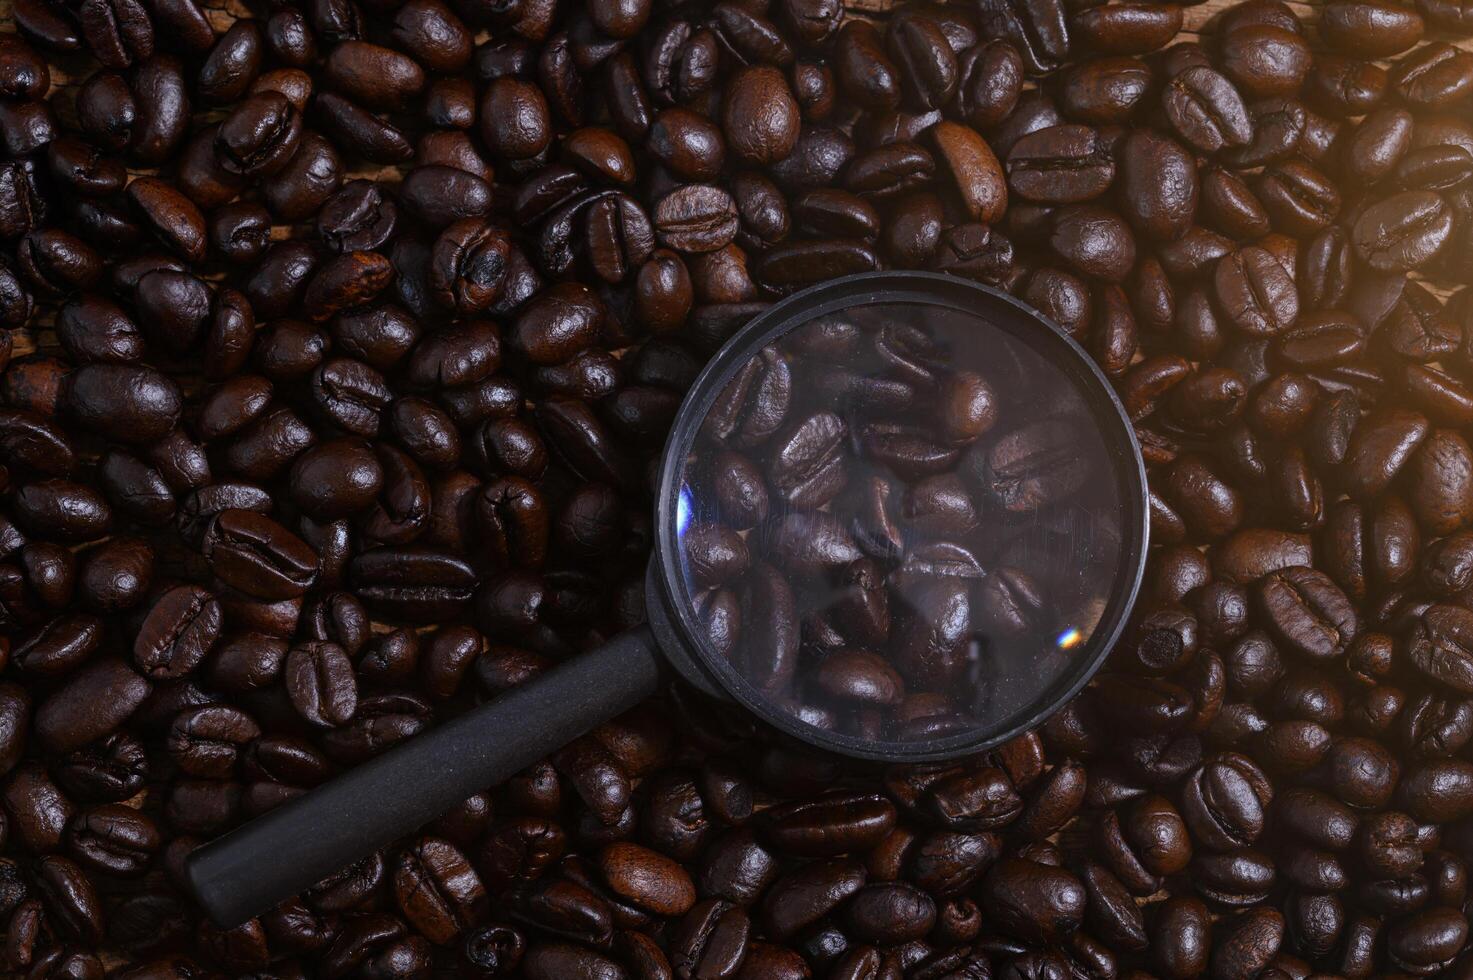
[[1048, 205, 1136, 282], [1256, 159, 1340, 237], [61, 364, 182, 446], [1164, 66, 1253, 153], [216, 92, 303, 177], [1257, 566, 1357, 661], [1392, 42, 1473, 109], [759, 856, 866, 939], [1119, 129, 1198, 242], [203, 510, 320, 601], [1006, 125, 1115, 205], [974, 0, 1070, 74], [758, 792, 896, 857], [670, 898, 749, 978], [389, 837, 485, 943], [33, 656, 151, 756], [1353, 191, 1455, 272], [317, 180, 397, 254], [1214, 247, 1299, 336], [65, 803, 160, 876], [656, 185, 739, 254], [284, 640, 357, 728], [1219, 25, 1312, 99], [133, 585, 220, 680], [933, 121, 1006, 224], [1322, 0, 1425, 57], [980, 858, 1086, 942], [350, 547, 476, 622]]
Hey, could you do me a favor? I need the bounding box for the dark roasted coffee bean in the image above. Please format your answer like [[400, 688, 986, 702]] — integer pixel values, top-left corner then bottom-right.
[[285, 641, 357, 728], [1120, 129, 1198, 242], [1049, 205, 1136, 281], [1257, 566, 1357, 661], [1074, 3, 1181, 54], [216, 92, 303, 178], [317, 180, 397, 254], [1256, 159, 1340, 237], [1393, 42, 1473, 109], [1345, 107, 1415, 185], [350, 547, 476, 622], [1007, 125, 1115, 205], [1214, 246, 1298, 336], [1353, 192, 1455, 273], [1219, 25, 1311, 99], [1321, 0, 1425, 57], [203, 510, 319, 601], [980, 858, 1086, 942], [1164, 66, 1252, 153], [62, 364, 181, 446], [974, 0, 1070, 73], [35, 658, 151, 755], [133, 585, 219, 680]]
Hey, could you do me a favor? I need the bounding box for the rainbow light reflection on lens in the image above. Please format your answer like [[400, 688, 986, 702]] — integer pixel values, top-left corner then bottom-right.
[[1056, 627, 1083, 651], [676, 484, 694, 538]]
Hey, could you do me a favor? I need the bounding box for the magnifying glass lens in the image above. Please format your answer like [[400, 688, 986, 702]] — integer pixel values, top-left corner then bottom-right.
[[672, 299, 1133, 748]]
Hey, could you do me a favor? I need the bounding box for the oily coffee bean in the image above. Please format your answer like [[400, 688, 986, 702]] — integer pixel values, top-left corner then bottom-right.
[[1353, 191, 1455, 273], [1321, 0, 1426, 57], [133, 585, 221, 680], [203, 510, 320, 601], [974, 0, 1071, 74], [1163, 67, 1253, 154], [1006, 125, 1115, 205], [1214, 247, 1299, 336], [285, 641, 358, 728]]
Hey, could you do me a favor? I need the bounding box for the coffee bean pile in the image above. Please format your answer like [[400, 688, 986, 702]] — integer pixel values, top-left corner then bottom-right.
[[0, 0, 1472, 973]]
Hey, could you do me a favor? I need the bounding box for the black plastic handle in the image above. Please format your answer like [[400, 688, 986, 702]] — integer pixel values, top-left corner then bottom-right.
[[186, 626, 664, 927]]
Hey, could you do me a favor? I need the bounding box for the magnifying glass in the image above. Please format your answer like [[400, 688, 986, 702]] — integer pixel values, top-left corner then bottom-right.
[[186, 270, 1149, 927]]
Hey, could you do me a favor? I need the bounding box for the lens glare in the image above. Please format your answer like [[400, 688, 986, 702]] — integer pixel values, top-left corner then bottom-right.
[[671, 295, 1135, 750]]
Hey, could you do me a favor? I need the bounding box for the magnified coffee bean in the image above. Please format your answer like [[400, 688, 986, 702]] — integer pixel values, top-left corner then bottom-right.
[[703, 346, 791, 448], [975, 419, 1088, 513], [767, 410, 848, 509]]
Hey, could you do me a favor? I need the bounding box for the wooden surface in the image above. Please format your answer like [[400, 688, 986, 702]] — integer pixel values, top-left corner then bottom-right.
[[3, 0, 1472, 365]]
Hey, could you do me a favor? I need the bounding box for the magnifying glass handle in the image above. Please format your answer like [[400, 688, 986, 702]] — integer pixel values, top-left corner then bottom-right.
[[185, 625, 664, 928]]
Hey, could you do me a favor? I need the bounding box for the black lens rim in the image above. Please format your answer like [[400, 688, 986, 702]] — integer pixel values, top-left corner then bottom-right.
[[653, 270, 1150, 762]]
